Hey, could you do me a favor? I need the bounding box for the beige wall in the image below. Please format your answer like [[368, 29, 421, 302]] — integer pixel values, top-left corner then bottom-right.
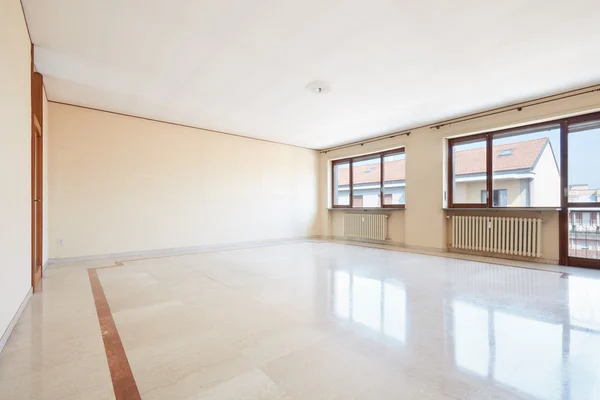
[[319, 86, 600, 260], [0, 0, 31, 340], [48, 103, 320, 259]]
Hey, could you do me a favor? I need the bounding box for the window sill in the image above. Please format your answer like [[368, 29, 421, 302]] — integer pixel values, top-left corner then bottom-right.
[[328, 207, 405, 211], [443, 207, 560, 211]]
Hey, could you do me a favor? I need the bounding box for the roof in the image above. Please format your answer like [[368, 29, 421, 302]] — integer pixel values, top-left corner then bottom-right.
[[454, 137, 549, 175], [336, 137, 550, 185]]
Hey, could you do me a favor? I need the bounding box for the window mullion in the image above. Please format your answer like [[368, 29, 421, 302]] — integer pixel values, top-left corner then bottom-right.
[[349, 159, 354, 208], [380, 154, 384, 207], [486, 134, 493, 208]]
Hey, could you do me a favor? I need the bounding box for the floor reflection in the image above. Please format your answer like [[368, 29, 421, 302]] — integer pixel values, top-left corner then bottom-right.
[[332, 271, 406, 342], [451, 275, 600, 400], [331, 266, 600, 400]]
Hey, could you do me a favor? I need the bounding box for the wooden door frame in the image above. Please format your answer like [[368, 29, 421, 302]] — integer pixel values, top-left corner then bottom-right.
[[560, 112, 600, 269], [31, 45, 44, 289]]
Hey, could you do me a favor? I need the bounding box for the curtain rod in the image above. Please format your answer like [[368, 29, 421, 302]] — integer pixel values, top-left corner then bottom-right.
[[320, 84, 600, 154]]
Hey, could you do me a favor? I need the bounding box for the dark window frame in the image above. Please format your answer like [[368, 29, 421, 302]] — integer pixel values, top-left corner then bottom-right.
[[332, 148, 405, 209], [448, 120, 562, 209]]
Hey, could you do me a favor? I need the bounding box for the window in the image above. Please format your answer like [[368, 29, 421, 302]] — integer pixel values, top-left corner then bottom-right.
[[353, 195, 364, 208], [353, 155, 381, 208], [448, 123, 561, 208], [383, 151, 406, 206], [451, 137, 487, 205], [482, 189, 508, 207], [332, 148, 405, 208], [332, 161, 350, 206]]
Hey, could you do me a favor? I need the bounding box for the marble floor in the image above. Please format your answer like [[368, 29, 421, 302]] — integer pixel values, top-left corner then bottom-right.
[[1, 241, 600, 399]]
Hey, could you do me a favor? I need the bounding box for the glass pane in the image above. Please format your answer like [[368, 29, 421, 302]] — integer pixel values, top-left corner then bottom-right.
[[332, 161, 350, 206], [568, 208, 600, 260], [352, 156, 381, 208], [492, 124, 560, 207], [383, 152, 405, 206], [568, 120, 600, 204], [452, 138, 486, 204]]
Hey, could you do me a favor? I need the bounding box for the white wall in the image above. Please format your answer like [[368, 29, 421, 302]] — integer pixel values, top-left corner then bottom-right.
[[531, 146, 560, 207], [48, 103, 320, 259], [0, 0, 31, 340]]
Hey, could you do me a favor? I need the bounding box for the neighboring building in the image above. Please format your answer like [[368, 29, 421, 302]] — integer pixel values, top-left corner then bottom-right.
[[453, 137, 560, 207], [569, 184, 600, 203], [335, 157, 405, 207], [335, 137, 561, 208], [569, 184, 600, 258]]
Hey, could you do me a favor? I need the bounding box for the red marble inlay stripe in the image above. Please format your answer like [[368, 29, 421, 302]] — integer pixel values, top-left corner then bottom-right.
[[88, 268, 141, 400]]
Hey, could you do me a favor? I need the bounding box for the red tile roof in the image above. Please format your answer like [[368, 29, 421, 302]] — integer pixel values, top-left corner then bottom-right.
[[454, 137, 549, 175], [336, 137, 549, 185]]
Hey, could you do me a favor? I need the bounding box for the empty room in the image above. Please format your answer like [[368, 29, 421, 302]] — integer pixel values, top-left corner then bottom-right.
[[2, 0, 600, 399]]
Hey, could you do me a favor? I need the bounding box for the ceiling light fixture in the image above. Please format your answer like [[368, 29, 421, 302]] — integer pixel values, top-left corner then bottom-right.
[[305, 80, 331, 94]]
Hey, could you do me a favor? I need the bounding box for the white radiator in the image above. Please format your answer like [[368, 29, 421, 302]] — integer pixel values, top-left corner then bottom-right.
[[451, 216, 543, 258], [343, 214, 388, 241]]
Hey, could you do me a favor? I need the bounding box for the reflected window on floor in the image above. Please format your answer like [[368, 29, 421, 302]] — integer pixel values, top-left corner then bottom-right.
[[453, 300, 489, 377], [569, 276, 600, 330], [332, 272, 406, 342], [494, 312, 562, 400]]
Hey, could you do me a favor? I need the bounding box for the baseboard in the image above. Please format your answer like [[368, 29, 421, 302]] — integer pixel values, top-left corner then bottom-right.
[[47, 236, 322, 266], [327, 235, 404, 247], [0, 287, 32, 355], [42, 260, 49, 274], [448, 248, 558, 265]]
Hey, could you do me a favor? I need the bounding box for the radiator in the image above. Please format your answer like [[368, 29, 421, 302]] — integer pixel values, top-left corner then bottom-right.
[[451, 216, 543, 258], [343, 214, 388, 241]]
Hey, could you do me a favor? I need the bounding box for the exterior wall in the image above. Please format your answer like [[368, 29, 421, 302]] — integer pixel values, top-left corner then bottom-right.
[[459, 179, 525, 206], [0, 0, 31, 343], [531, 146, 560, 207], [319, 85, 600, 260], [347, 186, 405, 208], [48, 103, 321, 258], [463, 181, 486, 203]]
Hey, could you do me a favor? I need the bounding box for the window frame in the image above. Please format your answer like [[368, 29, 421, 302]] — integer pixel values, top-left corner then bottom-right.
[[447, 120, 562, 209], [331, 148, 405, 209]]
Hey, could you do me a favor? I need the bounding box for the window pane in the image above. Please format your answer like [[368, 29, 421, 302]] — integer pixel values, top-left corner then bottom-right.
[[383, 152, 405, 206], [352, 156, 381, 208], [568, 208, 600, 260], [492, 124, 560, 207], [333, 161, 350, 206], [452, 138, 486, 204], [568, 119, 600, 204]]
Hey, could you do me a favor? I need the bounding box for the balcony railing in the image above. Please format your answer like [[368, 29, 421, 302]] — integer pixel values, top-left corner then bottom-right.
[[569, 223, 600, 259]]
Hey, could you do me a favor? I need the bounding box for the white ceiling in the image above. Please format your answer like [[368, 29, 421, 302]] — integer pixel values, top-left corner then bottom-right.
[[23, 0, 600, 149]]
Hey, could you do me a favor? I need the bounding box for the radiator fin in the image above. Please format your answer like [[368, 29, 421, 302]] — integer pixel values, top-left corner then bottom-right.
[[343, 214, 388, 241], [451, 216, 542, 258]]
